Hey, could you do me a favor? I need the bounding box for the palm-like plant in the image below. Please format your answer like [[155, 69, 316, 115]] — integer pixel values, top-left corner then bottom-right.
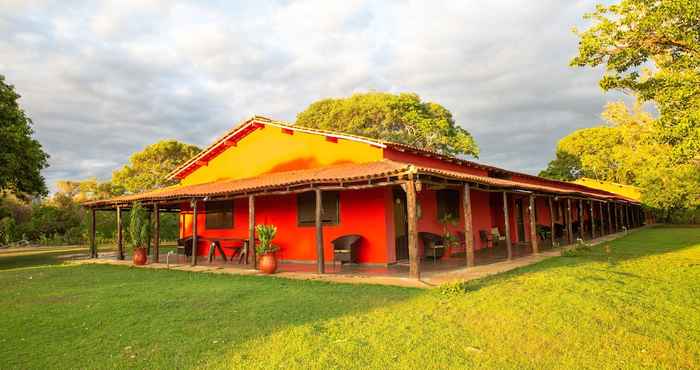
[[255, 224, 278, 255], [128, 202, 151, 250]]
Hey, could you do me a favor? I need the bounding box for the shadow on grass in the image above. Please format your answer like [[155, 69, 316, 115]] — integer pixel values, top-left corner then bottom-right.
[[0, 260, 421, 369], [0, 249, 86, 270], [442, 226, 700, 295]]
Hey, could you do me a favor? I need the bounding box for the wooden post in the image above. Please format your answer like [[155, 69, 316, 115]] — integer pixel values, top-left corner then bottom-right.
[[590, 200, 596, 239], [248, 195, 256, 267], [502, 192, 512, 260], [548, 197, 555, 247], [529, 195, 539, 254], [462, 183, 474, 267], [406, 179, 420, 278], [607, 202, 613, 234], [625, 204, 630, 229], [147, 211, 152, 256], [191, 199, 198, 265], [315, 188, 325, 274], [90, 208, 97, 258], [566, 199, 573, 245], [599, 202, 604, 236], [116, 205, 124, 260], [153, 204, 160, 263], [613, 203, 618, 232], [578, 199, 584, 240]]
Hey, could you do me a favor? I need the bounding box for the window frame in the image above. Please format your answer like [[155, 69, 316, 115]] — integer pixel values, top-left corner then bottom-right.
[[297, 191, 340, 227], [204, 200, 234, 230], [436, 189, 460, 221]]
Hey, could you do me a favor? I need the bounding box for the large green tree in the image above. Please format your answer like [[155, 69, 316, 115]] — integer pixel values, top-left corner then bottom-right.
[[112, 140, 201, 193], [0, 75, 49, 196], [296, 92, 479, 157], [571, 0, 699, 162], [549, 0, 700, 222], [538, 151, 584, 181], [541, 101, 699, 221]]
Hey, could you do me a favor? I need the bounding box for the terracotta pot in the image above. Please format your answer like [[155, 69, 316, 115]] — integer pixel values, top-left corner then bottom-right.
[[133, 247, 148, 265], [259, 253, 277, 274]]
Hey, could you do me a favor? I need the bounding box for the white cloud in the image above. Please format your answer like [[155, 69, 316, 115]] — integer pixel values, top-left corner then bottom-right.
[[0, 0, 619, 192]]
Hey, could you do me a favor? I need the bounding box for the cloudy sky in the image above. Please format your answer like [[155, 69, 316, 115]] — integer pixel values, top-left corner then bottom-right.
[[1, 0, 621, 192]]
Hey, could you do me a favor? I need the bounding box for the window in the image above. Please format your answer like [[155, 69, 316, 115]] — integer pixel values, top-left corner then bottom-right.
[[436, 189, 460, 220], [205, 201, 233, 229], [297, 191, 339, 226]]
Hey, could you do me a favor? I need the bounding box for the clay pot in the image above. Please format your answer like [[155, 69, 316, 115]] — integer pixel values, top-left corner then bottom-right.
[[259, 253, 278, 274], [133, 247, 148, 265]]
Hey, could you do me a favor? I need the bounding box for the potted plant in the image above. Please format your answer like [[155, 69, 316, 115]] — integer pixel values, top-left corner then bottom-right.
[[439, 213, 459, 260], [255, 224, 279, 274], [128, 202, 151, 265]]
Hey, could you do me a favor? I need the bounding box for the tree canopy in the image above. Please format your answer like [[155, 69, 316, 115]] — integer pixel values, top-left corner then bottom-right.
[[571, 0, 700, 162], [112, 139, 201, 193], [296, 92, 479, 157], [538, 151, 583, 182], [0, 75, 49, 197], [541, 0, 700, 222], [541, 101, 699, 221]]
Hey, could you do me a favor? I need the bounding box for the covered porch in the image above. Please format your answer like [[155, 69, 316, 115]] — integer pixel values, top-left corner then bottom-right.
[[84, 161, 646, 280]]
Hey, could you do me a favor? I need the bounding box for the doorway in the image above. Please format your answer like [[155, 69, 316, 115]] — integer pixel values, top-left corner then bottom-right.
[[393, 188, 409, 261], [515, 198, 526, 243]]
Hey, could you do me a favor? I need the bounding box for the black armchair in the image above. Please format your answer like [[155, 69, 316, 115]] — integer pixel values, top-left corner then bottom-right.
[[177, 236, 193, 261], [419, 232, 445, 263], [332, 235, 362, 267]]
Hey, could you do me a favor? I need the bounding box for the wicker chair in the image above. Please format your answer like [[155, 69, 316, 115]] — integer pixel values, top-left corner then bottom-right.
[[177, 236, 193, 262], [479, 230, 493, 248], [332, 235, 362, 269], [418, 232, 445, 263]]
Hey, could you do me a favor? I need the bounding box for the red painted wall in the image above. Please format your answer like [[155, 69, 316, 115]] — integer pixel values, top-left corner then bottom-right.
[[179, 188, 391, 264]]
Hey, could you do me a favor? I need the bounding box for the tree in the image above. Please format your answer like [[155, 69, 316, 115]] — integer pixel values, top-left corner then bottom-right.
[[541, 101, 700, 222], [0, 75, 49, 196], [571, 0, 700, 162], [538, 151, 584, 181], [112, 140, 201, 193], [296, 92, 479, 157]]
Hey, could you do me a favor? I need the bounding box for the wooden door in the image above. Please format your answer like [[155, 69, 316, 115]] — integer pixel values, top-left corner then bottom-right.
[[393, 188, 409, 260], [515, 199, 526, 243]]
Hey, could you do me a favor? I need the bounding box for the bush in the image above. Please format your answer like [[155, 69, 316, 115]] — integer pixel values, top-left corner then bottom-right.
[[0, 217, 16, 245]]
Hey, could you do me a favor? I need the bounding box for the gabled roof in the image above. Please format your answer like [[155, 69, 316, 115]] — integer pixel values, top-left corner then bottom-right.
[[166, 115, 633, 202], [166, 115, 506, 181], [166, 116, 389, 180]]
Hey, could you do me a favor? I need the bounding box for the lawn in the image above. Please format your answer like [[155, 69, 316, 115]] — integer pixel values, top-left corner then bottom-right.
[[0, 227, 698, 369]]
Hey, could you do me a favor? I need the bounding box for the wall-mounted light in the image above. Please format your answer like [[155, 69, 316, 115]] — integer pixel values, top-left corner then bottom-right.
[[415, 181, 423, 192]]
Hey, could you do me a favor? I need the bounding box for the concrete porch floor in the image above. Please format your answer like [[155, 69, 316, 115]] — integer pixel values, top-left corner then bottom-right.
[[75, 228, 640, 288]]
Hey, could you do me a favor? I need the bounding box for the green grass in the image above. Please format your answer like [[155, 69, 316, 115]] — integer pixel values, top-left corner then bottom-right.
[[0, 227, 699, 369]]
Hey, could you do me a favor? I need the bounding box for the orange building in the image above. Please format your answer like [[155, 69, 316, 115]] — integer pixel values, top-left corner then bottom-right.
[[85, 116, 643, 279]]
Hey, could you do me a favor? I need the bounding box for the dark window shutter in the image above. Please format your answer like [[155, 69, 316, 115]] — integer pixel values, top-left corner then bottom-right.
[[436, 189, 460, 220], [297, 191, 339, 226], [205, 200, 234, 229]]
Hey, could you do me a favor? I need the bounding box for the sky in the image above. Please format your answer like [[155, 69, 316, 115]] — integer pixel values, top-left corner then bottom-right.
[[0, 0, 622, 192]]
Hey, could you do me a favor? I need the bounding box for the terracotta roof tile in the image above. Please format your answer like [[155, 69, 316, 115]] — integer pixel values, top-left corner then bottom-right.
[[86, 160, 637, 208], [86, 160, 411, 207]]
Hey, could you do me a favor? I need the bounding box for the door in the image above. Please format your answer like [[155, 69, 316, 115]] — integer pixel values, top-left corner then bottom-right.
[[515, 199, 526, 243], [393, 188, 409, 260]]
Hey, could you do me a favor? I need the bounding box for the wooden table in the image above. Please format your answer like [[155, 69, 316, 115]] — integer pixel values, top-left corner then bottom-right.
[[204, 237, 250, 264]]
